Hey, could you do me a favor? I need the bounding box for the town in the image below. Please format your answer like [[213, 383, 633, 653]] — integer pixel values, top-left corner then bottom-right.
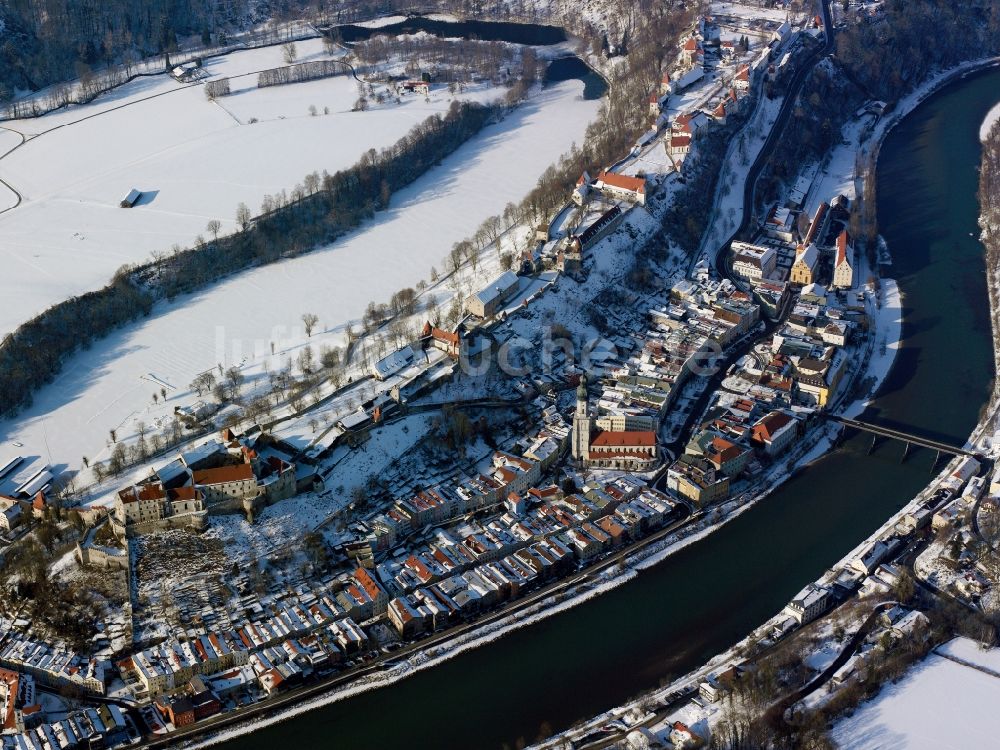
[[1, 0, 999, 749]]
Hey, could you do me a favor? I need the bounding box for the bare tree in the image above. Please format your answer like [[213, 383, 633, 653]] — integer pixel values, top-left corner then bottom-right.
[[206, 219, 221, 241], [236, 202, 252, 231], [283, 42, 298, 65], [302, 312, 320, 337]]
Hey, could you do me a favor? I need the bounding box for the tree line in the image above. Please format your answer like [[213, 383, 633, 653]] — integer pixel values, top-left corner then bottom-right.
[[0, 0, 418, 105], [258, 58, 348, 89], [0, 99, 502, 418], [835, 0, 1000, 102]]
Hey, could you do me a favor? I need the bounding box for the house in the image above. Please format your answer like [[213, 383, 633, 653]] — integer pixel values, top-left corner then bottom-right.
[[572, 171, 591, 206], [790, 243, 819, 285], [680, 36, 702, 66], [595, 171, 646, 206], [704, 436, 750, 477], [851, 541, 890, 575], [666, 455, 730, 505], [371, 345, 415, 380], [751, 411, 798, 456], [733, 65, 751, 92], [399, 80, 430, 96], [566, 206, 624, 264], [0, 499, 22, 532], [659, 72, 672, 95], [832, 230, 854, 289], [670, 721, 699, 748], [120, 189, 142, 208], [420, 322, 464, 358], [731, 242, 776, 281], [712, 98, 729, 124], [765, 205, 796, 242], [668, 131, 692, 157], [158, 696, 195, 728], [465, 270, 520, 318], [802, 202, 829, 246]]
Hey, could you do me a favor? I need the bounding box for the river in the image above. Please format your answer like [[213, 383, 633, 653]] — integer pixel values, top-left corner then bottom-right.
[[213, 68, 1000, 750], [332, 16, 608, 100]]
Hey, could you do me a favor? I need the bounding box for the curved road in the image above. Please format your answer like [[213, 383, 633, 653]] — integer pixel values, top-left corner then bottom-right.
[[713, 0, 836, 281]]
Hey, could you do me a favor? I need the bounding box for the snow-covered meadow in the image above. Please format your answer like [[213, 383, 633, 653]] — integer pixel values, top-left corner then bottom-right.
[[832, 639, 1000, 749], [0, 37, 505, 339], [0, 57, 599, 475]]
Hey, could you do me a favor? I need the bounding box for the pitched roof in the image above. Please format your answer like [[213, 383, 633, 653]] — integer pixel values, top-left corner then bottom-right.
[[591, 431, 657, 447], [192, 463, 254, 486], [753, 412, 794, 441], [597, 171, 646, 194], [836, 229, 851, 266]]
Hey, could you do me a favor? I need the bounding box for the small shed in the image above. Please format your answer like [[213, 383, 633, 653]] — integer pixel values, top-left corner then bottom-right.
[[121, 189, 142, 208]]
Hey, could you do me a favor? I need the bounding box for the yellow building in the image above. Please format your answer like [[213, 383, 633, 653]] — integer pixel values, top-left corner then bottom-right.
[[790, 243, 818, 286]]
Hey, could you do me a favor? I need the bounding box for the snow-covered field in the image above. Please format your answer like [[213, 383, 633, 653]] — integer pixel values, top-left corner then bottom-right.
[[0, 37, 504, 339], [0, 75, 599, 476], [832, 639, 1000, 749]]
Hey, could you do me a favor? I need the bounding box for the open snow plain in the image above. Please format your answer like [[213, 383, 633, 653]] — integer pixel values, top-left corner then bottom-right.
[[0, 62, 600, 476], [0, 37, 503, 338]]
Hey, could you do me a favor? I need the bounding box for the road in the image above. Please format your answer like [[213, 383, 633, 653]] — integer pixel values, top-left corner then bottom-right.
[[712, 0, 836, 281]]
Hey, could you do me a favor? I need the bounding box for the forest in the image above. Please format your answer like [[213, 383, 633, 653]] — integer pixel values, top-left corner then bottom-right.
[[835, 0, 1000, 102]]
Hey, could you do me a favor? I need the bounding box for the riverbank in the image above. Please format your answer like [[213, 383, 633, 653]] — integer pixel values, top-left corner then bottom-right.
[[533, 56, 1000, 749], [167, 229, 902, 750]]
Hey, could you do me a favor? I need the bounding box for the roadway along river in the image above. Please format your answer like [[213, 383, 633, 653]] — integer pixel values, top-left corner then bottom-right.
[[215, 67, 1000, 750]]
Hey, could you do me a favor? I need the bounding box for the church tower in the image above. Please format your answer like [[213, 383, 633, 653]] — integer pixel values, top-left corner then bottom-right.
[[572, 373, 591, 464]]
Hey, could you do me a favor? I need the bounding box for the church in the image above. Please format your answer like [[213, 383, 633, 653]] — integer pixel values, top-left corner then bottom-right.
[[572, 375, 659, 472]]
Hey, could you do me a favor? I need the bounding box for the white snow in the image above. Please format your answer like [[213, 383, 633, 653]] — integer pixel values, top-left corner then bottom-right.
[[0, 78, 599, 476], [0, 37, 503, 339], [982, 100, 1000, 142], [937, 636, 1000, 677], [832, 641, 1000, 749]]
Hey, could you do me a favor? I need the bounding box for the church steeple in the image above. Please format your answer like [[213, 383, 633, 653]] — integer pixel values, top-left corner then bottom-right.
[[572, 373, 591, 463]]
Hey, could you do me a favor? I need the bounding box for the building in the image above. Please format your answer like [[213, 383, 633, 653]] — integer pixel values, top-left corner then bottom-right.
[[784, 583, 829, 624], [566, 206, 624, 261], [733, 65, 750, 92], [595, 171, 646, 206], [398, 80, 430, 96], [751, 411, 798, 456], [192, 464, 258, 505], [572, 375, 658, 471], [832, 230, 854, 289], [731, 241, 776, 281], [572, 171, 591, 206], [120, 189, 142, 208], [0, 499, 22, 532], [587, 431, 658, 471], [790, 243, 819, 285], [420, 322, 464, 358], [666, 455, 730, 505], [465, 271, 520, 318], [668, 131, 692, 157]]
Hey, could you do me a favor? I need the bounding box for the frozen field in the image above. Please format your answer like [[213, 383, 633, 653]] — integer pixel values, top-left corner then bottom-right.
[[0, 75, 599, 474], [832, 639, 1000, 749], [0, 37, 502, 338]]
